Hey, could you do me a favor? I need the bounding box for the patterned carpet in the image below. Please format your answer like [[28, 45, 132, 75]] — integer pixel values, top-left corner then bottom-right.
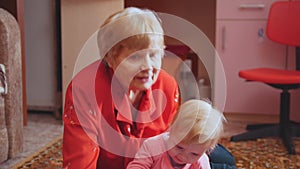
[[219, 138, 300, 169], [13, 137, 300, 169], [0, 112, 63, 169], [13, 136, 63, 169]]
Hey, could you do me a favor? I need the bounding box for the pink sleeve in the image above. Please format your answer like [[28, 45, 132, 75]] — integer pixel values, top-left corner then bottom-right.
[[126, 141, 154, 169], [62, 84, 100, 169]]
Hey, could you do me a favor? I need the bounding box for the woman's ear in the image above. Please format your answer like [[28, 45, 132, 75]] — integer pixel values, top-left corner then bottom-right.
[[105, 44, 124, 68]]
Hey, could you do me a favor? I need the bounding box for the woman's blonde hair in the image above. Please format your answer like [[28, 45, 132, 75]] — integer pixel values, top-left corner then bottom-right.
[[97, 7, 165, 59], [169, 99, 225, 147]]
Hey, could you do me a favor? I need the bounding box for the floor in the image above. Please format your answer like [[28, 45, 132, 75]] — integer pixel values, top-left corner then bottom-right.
[[0, 111, 63, 169], [0, 111, 279, 169]]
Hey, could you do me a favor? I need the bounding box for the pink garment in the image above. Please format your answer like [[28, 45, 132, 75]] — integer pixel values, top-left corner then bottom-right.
[[127, 133, 211, 169]]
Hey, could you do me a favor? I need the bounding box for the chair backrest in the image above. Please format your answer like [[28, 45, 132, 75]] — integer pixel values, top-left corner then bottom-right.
[[266, 1, 300, 47], [0, 8, 23, 159]]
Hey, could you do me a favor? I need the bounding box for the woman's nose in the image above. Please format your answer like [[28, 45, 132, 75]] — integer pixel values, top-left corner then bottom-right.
[[140, 55, 152, 70]]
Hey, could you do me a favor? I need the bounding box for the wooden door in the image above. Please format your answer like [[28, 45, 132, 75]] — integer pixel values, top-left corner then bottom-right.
[[215, 20, 286, 114], [214, 0, 295, 116]]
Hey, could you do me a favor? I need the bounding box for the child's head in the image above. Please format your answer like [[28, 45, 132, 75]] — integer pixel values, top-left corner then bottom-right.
[[97, 7, 165, 60], [167, 99, 225, 164]]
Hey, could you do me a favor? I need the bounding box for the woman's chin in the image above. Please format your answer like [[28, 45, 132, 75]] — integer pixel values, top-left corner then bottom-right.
[[135, 85, 152, 91], [131, 82, 153, 91]]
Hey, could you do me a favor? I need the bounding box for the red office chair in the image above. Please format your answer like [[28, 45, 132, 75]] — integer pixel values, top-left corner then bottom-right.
[[230, 1, 300, 154]]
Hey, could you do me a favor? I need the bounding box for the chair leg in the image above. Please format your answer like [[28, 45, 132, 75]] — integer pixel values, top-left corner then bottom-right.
[[230, 125, 279, 141], [230, 90, 299, 154], [291, 122, 300, 137], [281, 124, 295, 154], [246, 121, 300, 131], [246, 123, 276, 130], [280, 90, 296, 154]]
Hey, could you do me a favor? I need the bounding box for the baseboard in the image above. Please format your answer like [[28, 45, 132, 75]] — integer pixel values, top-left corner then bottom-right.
[[224, 112, 279, 124]]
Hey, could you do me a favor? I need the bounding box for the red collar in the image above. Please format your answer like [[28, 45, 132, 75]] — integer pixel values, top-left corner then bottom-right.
[[102, 60, 156, 124]]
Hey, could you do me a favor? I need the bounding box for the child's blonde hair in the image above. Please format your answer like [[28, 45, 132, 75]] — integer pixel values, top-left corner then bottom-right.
[[169, 99, 225, 148], [97, 7, 165, 59]]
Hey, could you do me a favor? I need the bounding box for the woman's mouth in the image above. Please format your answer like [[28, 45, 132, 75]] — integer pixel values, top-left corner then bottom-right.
[[136, 76, 151, 83]]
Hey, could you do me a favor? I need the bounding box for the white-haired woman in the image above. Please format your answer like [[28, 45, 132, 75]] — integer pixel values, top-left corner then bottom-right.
[[62, 7, 235, 169]]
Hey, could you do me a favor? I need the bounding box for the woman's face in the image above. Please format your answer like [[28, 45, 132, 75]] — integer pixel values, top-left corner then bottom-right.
[[109, 39, 163, 91]]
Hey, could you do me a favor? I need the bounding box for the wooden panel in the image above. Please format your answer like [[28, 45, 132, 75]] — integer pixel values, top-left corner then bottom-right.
[[125, 0, 216, 45], [61, 0, 123, 105], [217, 0, 277, 20], [24, 0, 58, 113], [125, 0, 214, 101], [215, 20, 287, 114]]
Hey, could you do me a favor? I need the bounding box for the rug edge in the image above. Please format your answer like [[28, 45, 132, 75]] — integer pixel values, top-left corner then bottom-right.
[[11, 134, 63, 169]]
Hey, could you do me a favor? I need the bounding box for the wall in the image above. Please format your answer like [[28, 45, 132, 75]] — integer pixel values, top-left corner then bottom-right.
[[125, 0, 214, 91], [24, 0, 57, 110], [125, 0, 216, 44], [61, 0, 123, 102]]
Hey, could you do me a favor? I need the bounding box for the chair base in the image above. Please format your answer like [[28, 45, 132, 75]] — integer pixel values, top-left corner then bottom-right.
[[230, 121, 300, 154]]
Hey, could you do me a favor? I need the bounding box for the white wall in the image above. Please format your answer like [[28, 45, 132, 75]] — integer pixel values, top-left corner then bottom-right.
[[24, 0, 57, 109], [61, 0, 123, 104]]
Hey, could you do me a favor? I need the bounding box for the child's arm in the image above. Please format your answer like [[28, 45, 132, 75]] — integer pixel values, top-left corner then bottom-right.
[[127, 139, 155, 169], [127, 136, 164, 169]]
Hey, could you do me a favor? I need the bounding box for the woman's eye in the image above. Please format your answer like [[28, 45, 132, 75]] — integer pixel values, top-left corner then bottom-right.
[[176, 145, 183, 150], [128, 55, 139, 60]]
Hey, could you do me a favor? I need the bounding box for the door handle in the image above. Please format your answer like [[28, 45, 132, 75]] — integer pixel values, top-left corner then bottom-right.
[[221, 26, 226, 51], [239, 4, 265, 9]]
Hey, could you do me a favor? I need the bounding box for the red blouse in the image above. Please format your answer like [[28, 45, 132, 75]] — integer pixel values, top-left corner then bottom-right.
[[63, 60, 179, 169]]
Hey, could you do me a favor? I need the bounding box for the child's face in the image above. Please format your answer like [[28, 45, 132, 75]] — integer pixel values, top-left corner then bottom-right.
[[109, 39, 163, 91], [167, 142, 211, 165]]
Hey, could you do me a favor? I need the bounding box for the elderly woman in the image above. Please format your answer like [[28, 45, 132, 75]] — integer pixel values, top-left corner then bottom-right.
[[63, 7, 179, 169], [62, 7, 235, 169]]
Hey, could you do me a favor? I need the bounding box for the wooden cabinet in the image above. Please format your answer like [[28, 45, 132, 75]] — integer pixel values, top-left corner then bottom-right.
[[216, 0, 274, 19], [215, 0, 299, 120], [215, 0, 283, 114]]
